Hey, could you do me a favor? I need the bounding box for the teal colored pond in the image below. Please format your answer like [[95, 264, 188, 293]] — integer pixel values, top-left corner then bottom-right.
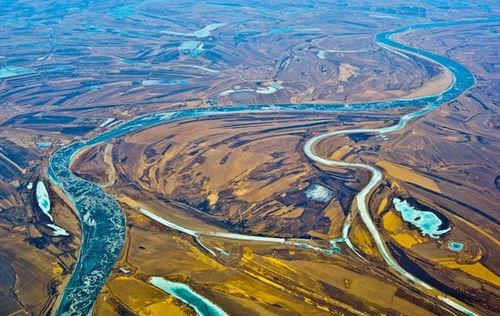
[[393, 198, 450, 238], [448, 241, 464, 252], [149, 277, 227, 316], [37, 142, 52, 148]]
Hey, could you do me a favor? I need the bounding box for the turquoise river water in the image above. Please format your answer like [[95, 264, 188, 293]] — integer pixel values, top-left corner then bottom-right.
[[49, 19, 495, 315]]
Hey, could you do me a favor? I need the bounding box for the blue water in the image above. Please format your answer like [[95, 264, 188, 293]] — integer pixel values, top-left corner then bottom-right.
[[149, 277, 227, 316], [393, 198, 450, 238], [448, 241, 465, 252], [36, 141, 52, 148], [48, 19, 494, 315]]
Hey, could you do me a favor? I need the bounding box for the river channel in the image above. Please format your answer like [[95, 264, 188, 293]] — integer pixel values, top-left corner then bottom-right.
[[49, 19, 491, 315]]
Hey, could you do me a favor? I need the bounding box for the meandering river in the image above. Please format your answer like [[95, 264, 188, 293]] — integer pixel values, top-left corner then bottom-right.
[[49, 19, 493, 315]]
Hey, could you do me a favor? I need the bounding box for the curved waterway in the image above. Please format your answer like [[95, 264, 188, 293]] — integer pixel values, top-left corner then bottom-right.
[[49, 19, 493, 315]]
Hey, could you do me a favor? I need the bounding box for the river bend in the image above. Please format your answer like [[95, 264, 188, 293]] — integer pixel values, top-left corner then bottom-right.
[[49, 19, 491, 315]]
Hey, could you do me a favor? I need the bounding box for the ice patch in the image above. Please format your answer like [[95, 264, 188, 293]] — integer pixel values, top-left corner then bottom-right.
[[36, 181, 53, 221], [255, 83, 283, 94], [295, 242, 337, 255], [220, 82, 283, 96], [99, 118, 115, 127], [305, 184, 333, 203], [142, 79, 189, 86], [178, 64, 220, 74], [178, 41, 206, 57], [119, 267, 131, 274], [149, 276, 228, 316], [219, 88, 253, 96], [83, 211, 96, 226], [179, 40, 202, 50], [214, 247, 230, 256], [163, 23, 227, 38], [140, 208, 197, 236], [47, 224, 69, 236], [393, 198, 450, 238]]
